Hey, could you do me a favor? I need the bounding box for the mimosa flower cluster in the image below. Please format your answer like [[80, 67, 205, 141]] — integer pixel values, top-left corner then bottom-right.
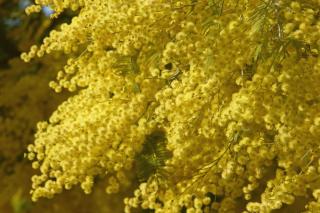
[[0, 55, 128, 212], [22, 0, 319, 212]]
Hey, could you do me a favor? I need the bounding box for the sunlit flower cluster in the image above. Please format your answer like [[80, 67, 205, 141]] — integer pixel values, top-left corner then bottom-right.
[[21, 0, 319, 212], [0, 54, 129, 212]]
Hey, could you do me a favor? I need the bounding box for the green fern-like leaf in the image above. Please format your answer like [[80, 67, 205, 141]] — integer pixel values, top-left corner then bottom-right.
[[135, 130, 172, 183], [112, 54, 140, 76]]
